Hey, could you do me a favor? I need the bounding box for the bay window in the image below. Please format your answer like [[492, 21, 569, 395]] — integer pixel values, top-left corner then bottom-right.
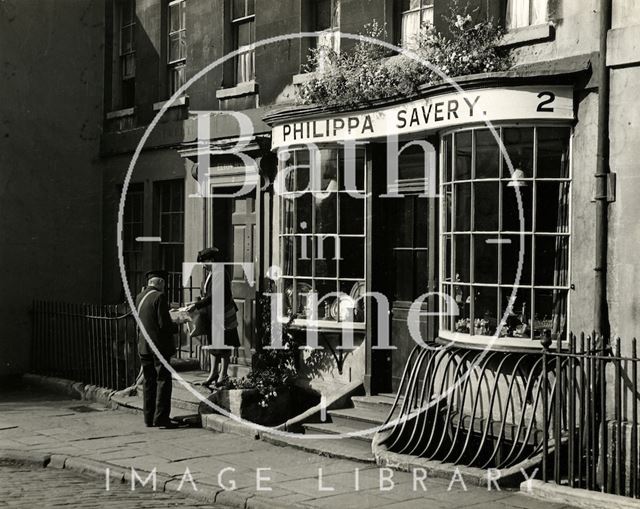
[[278, 146, 366, 327], [440, 126, 571, 344], [506, 0, 547, 29]]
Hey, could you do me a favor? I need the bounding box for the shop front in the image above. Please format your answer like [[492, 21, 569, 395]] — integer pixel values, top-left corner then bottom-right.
[[265, 79, 576, 395]]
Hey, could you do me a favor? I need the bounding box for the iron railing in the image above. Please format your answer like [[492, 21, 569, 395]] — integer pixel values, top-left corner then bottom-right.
[[31, 301, 139, 390], [542, 334, 640, 498], [377, 333, 640, 499], [30, 276, 213, 390]]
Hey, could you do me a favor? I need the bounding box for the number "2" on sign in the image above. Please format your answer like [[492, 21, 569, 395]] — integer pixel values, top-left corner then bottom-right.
[[537, 91, 556, 112]]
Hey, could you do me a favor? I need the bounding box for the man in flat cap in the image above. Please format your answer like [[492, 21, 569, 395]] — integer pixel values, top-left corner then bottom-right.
[[188, 247, 240, 388], [135, 270, 178, 428]]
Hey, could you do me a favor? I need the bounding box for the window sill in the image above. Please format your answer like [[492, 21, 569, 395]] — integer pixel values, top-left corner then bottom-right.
[[153, 95, 188, 111], [498, 22, 554, 48], [105, 107, 135, 120], [437, 330, 567, 352], [216, 81, 258, 99], [281, 317, 366, 333]]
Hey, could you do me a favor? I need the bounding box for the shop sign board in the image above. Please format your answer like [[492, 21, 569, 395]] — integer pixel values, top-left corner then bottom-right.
[[271, 85, 574, 149]]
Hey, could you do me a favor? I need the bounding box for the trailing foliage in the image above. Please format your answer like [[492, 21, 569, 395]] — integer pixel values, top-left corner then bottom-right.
[[298, 1, 511, 109]]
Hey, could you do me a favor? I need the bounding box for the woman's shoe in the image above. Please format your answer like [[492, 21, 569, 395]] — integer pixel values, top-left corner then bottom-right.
[[215, 376, 229, 387]]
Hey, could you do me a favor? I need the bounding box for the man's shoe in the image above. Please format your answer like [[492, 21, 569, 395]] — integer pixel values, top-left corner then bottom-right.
[[145, 422, 155, 428], [155, 419, 179, 429]]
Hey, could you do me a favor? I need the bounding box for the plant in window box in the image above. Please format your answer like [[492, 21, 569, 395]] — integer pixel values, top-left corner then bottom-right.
[[298, 2, 511, 109], [199, 285, 303, 425]]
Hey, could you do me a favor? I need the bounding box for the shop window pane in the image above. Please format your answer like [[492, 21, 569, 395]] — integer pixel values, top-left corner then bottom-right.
[[295, 279, 313, 318], [339, 194, 364, 234], [339, 150, 364, 191], [533, 289, 567, 341], [443, 135, 452, 183], [536, 181, 570, 233], [473, 287, 498, 336], [502, 182, 532, 232], [282, 237, 294, 276], [454, 183, 471, 231], [475, 129, 500, 179], [340, 280, 365, 322], [296, 194, 312, 233], [453, 284, 471, 333], [161, 215, 171, 240], [340, 237, 364, 279], [295, 164, 310, 192], [534, 236, 569, 287], [443, 184, 452, 232], [502, 234, 532, 286], [537, 127, 570, 178], [282, 197, 294, 234], [455, 131, 472, 181], [296, 237, 312, 277], [443, 235, 452, 282], [318, 148, 338, 191], [474, 235, 499, 284], [499, 287, 531, 338], [316, 279, 339, 321], [169, 65, 185, 94], [315, 236, 337, 278], [454, 234, 471, 283], [474, 181, 499, 231], [282, 278, 293, 315], [314, 193, 337, 234], [503, 127, 534, 178]]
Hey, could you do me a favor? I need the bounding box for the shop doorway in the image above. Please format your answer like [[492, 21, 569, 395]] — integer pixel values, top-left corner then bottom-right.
[[372, 141, 437, 393], [210, 194, 256, 366]]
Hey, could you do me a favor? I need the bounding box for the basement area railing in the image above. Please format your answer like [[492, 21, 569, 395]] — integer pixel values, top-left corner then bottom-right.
[[377, 333, 640, 498]]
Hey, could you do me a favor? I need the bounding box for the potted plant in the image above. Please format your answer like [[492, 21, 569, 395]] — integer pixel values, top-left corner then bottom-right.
[[199, 286, 301, 426]]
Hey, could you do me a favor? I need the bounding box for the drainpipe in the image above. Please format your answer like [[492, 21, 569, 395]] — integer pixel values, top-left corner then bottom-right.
[[594, 0, 612, 342]]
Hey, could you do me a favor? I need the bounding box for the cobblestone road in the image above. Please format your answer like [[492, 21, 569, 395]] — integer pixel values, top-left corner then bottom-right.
[[0, 464, 218, 508]]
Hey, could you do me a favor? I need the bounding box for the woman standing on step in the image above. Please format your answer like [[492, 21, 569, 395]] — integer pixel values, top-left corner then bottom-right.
[[188, 247, 240, 389]]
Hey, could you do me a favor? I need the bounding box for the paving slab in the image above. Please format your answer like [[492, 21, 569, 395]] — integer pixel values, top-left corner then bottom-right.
[[0, 386, 578, 509]]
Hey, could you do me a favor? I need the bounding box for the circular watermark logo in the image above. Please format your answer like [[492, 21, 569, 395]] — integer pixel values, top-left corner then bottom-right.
[[118, 31, 527, 440]]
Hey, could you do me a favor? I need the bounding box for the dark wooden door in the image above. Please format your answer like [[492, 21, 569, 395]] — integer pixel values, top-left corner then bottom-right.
[[385, 195, 431, 392], [212, 195, 256, 366]]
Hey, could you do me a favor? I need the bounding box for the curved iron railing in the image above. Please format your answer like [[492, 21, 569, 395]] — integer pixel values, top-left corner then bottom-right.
[[376, 342, 570, 470]]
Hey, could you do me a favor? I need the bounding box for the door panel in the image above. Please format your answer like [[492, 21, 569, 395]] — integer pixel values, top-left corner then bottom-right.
[[230, 197, 256, 366], [211, 193, 256, 366]]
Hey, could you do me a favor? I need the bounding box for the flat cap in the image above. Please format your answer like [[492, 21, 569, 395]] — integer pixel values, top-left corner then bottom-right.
[[145, 269, 169, 281], [197, 247, 219, 262]]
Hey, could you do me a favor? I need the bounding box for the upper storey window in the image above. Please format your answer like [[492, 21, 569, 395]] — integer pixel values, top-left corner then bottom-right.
[[314, 0, 340, 53], [506, 0, 547, 29], [168, 0, 187, 95], [232, 0, 256, 84], [398, 0, 433, 49], [119, 0, 136, 108]]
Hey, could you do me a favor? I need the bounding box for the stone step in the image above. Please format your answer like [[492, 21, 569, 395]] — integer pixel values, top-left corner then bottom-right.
[[327, 406, 396, 431], [351, 394, 401, 412], [262, 431, 375, 463], [302, 422, 374, 443]]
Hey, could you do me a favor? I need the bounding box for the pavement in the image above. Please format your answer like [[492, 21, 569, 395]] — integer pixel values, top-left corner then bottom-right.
[[0, 385, 577, 509]]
